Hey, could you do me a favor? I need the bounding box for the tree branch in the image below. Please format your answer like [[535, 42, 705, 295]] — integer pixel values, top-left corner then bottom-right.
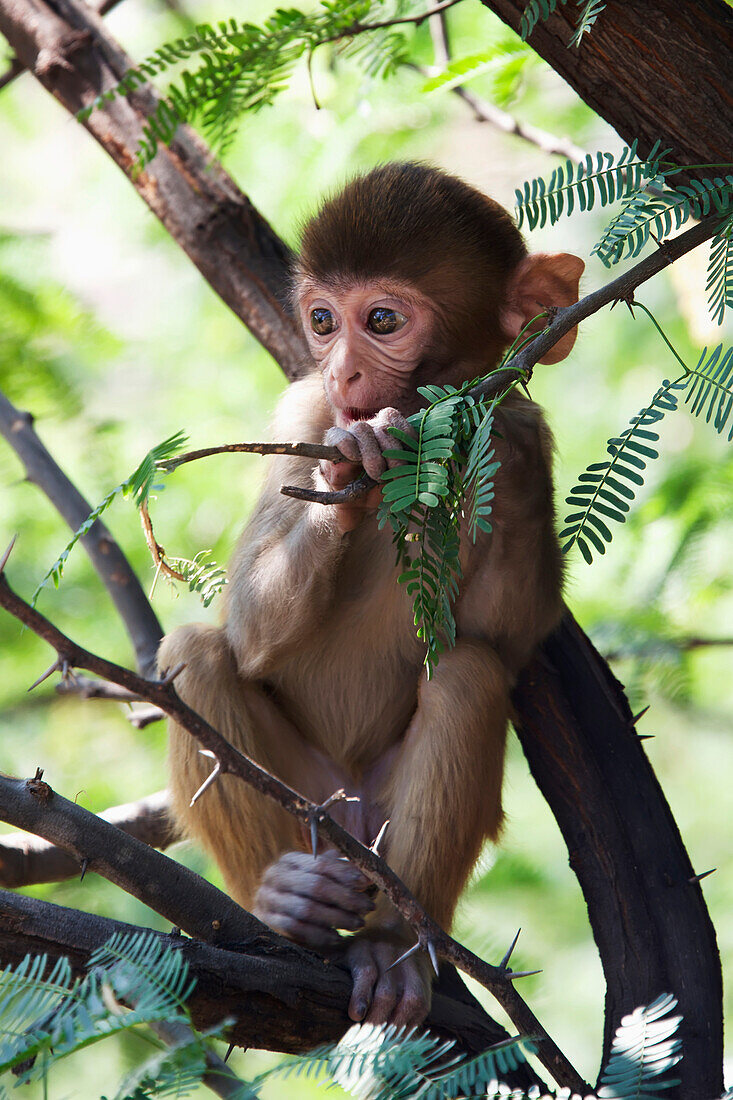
[[479, 0, 733, 170], [0, 561, 586, 1094], [0, 771, 271, 947], [0, 0, 307, 376], [0, 890, 540, 1081], [0, 391, 163, 675], [0, 788, 177, 887]]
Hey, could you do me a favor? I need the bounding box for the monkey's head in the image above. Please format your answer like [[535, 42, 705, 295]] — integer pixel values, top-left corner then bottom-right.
[[296, 163, 583, 425]]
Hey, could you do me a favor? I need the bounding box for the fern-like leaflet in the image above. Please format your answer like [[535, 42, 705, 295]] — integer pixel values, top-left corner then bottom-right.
[[31, 430, 187, 606], [597, 993, 682, 1100], [569, 0, 607, 47], [520, 0, 606, 44], [79, 2, 411, 165], [593, 174, 733, 266], [562, 343, 733, 563], [165, 550, 228, 607], [707, 214, 733, 324], [515, 142, 666, 231]]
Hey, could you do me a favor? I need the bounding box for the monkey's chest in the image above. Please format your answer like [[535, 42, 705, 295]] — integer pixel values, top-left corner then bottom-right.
[[270, 525, 424, 768]]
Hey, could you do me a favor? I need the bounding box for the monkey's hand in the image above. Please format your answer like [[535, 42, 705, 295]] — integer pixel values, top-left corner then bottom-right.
[[344, 930, 432, 1029], [253, 850, 375, 949], [320, 408, 412, 532]]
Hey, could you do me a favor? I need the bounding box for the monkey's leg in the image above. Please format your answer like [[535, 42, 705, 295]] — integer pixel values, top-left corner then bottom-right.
[[342, 639, 509, 1028], [161, 624, 311, 911], [161, 624, 373, 942]]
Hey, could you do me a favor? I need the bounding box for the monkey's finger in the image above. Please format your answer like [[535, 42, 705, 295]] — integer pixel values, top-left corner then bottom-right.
[[299, 875, 375, 916], [363, 969, 398, 1025], [347, 422, 387, 480], [389, 970, 430, 1029], [324, 426, 362, 465], [265, 910, 342, 949], [260, 887, 368, 932], [347, 947, 378, 1022]]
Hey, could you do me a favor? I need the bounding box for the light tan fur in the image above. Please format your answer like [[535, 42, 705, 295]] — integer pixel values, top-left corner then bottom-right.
[[162, 372, 562, 925]]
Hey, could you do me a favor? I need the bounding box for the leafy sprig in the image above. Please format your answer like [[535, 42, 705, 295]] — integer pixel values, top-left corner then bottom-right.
[[520, 0, 607, 46], [562, 339, 733, 564], [79, 2, 411, 166], [31, 431, 187, 606]]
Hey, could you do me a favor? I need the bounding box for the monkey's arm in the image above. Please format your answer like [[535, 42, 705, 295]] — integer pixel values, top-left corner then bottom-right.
[[225, 376, 348, 675], [380, 639, 510, 931]]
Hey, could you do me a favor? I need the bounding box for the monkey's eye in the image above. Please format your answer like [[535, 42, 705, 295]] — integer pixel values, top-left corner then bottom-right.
[[367, 307, 408, 335], [311, 308, 336, 335]]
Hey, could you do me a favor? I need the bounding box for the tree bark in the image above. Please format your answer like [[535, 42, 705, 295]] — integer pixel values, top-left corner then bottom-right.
[[0, 0, 307, 377], [480, 0, 733, 167], [514, 616, 723, 1098], [0, 889, 540, 1085]]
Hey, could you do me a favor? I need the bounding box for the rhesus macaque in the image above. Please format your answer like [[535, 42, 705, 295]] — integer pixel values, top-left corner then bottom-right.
[[161, 163, 584, 1028]]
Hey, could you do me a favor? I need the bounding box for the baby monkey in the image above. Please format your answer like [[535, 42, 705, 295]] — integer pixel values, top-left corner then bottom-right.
[[161, 163, 584, 1028]]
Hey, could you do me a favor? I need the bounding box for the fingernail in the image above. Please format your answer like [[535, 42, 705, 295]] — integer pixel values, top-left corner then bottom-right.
[[356, 1001, 367, 1019]]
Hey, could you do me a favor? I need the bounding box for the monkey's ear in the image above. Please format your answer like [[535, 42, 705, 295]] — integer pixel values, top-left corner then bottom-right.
[[501, 252, 585, 364]]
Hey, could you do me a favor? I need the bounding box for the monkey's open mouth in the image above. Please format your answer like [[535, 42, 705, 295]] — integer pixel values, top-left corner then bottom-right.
[[344, 407, 379, 422]]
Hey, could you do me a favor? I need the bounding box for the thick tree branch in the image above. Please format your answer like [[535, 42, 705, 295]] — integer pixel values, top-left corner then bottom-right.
[[0, 890, 540, 1080], [0, 788, 176, 887], [0, 771, 270, 947], [0, 391, 163, 675], [0, 0, 307, 376], [0, 563, 586, 1094], [479, 0, 733, 169]]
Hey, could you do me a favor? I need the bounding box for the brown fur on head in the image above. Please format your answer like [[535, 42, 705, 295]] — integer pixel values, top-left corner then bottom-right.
[[297, 162, 528, 374]]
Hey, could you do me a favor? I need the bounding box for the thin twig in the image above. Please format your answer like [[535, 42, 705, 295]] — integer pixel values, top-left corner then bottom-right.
[[320, 0, 464, 45], [139, 499, 187, 582], [422, 13, 584, 163], [158, 440, 344, 472], [0, 559, 587, 1094]]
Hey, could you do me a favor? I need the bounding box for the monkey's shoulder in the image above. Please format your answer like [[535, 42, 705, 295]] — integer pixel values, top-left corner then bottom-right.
[[272, 371, 330, 442]]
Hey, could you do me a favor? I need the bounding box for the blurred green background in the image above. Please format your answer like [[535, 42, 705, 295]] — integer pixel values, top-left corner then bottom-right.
[[0, 0, 731, 1095]]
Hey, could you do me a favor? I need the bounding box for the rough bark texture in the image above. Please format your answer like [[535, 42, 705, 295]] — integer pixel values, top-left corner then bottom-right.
[[0, 0, 307, 377], [514, 616, 723, 1098], [0, 889, 541, 1085], [480, 0, 733, 167]]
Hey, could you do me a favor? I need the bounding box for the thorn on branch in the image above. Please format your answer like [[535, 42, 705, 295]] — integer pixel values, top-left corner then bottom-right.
[[372, 822, 387, 853], [427, 939, 440, 976], [0, 535, 17, 575], [386, 939, 421, 971], [308, 789, 360, 857], [499, 928, 522, 970], [638, 734, 655, 741], [310, 816, 318, 858], [689, 868, 716, 884], [26, 767, 52, 802], [27, 659, 62, 692], [632, 705, 650, 724], [224, 1042, 236, 1063], [506, 968, 542, 981], [190, 758, 222, 807], [80, 857, 89, 882]]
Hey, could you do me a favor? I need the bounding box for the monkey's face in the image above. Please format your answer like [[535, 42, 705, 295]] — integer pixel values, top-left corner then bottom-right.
[[298, 279, 436, 426]]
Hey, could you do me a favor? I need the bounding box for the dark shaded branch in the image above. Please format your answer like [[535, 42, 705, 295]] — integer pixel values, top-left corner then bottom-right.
[[513, 613, 724, 1099], [0, 771, 268, 947], [479, 0, 733, 170], [0, 0, 307, 376], [0, 890, 540, 1082], [0, 565, 586, 1094], [0, 788, 177, 887], [0, 391, 162, 676]]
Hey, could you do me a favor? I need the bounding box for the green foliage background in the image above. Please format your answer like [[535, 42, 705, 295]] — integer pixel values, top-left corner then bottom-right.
[[0, 0, 731, 1095]]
